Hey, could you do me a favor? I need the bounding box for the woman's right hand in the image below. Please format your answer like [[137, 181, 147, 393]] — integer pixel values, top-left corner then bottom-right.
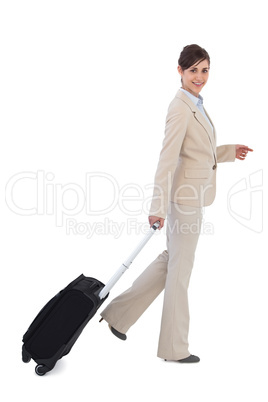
[[148, 216, 165, 230]]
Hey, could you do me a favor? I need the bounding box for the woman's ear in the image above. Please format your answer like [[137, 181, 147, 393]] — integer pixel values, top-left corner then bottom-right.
[[177, 65, 183, 76]]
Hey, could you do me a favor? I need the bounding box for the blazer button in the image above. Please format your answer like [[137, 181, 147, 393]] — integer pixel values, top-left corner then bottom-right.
[[212, 164, 217, 170]]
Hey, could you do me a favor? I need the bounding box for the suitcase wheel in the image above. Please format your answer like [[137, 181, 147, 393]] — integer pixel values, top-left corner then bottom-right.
[[35, 364, 49, 376]]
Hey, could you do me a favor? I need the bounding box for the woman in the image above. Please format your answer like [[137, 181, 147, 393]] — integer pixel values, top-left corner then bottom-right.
[[100, 44, 253, 363]]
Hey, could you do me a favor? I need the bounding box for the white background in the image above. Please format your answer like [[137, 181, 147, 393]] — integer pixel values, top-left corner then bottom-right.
[[1, 0, 267, 400]]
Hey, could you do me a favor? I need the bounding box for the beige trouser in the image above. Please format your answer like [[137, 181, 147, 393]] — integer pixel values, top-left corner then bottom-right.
[[100, 203, 203, 360]]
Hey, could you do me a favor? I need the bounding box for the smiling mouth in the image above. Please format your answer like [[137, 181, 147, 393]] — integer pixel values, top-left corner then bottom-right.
[[193, 82, 204, 86]]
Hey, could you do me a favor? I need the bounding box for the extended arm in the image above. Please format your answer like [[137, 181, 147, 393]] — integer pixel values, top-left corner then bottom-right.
[[216, 144, 253, 162]]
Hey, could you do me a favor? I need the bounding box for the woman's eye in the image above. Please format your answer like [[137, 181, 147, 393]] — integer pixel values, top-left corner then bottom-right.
[[190, 69, 209, 73]]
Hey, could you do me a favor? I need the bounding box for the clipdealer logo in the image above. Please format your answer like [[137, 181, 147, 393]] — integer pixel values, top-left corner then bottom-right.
[[6, 169, 263, 237]]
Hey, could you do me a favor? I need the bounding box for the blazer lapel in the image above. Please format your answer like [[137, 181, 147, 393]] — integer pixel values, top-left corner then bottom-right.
[[176, 90, 216, 149], [193, 109, 216, 148], [203, 107, 217, 145]]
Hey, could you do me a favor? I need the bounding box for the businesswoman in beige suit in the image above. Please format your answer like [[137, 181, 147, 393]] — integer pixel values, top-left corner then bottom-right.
[[100, 44, 253, 363]]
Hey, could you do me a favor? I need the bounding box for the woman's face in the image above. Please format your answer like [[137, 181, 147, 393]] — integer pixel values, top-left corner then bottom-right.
[[177, 59, 210, 97]]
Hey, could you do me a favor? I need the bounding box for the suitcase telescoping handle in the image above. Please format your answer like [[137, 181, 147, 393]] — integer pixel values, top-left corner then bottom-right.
[[98, 221, 160, 300]]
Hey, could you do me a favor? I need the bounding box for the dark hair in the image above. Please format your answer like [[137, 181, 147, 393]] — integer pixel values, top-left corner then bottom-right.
[[178, 44, 210, 70]]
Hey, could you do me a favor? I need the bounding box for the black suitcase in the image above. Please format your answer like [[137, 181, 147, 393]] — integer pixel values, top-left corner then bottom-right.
[[22, 275, 108, 375], [22, 221, 160, 376]]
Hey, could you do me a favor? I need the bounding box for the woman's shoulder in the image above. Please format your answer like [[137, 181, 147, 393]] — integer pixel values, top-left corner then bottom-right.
[[167, 90, 192, 115]]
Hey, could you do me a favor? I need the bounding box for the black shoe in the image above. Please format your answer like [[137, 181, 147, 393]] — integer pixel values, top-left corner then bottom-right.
[[165, 354, 200, 363], [178, 354, 200, 363], [109, 324, 127, 341]]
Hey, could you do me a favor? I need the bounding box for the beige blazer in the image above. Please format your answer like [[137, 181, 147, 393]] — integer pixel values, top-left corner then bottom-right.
[[149, 89, 236, 219]]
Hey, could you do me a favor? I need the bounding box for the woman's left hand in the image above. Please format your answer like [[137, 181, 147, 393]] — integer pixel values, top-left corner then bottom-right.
[[235, 145, 253, 160]]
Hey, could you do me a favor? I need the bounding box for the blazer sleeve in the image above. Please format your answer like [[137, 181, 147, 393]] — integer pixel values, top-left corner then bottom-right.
[[216, 144, 236, 163], [149, 104, 189, 219]]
